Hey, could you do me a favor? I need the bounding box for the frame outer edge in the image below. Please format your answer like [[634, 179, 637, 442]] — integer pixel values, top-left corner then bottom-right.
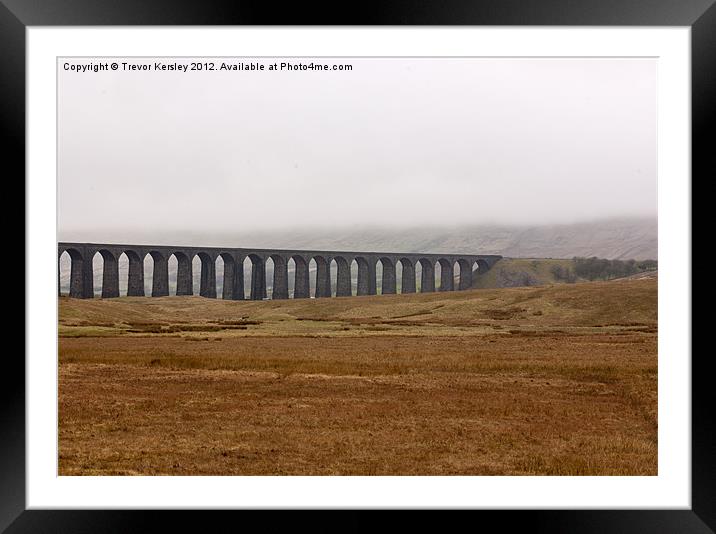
[[6, 0, 715, 531]]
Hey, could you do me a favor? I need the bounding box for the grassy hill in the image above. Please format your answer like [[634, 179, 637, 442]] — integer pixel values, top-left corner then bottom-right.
[[473, 257, 657, 289], [473, 258, 574, 289]]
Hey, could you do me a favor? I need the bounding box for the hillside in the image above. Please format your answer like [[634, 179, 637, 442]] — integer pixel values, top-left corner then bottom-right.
[[60, 216, 657, 261], [472, 257, 657, 289], [473, 258, 572, 289]]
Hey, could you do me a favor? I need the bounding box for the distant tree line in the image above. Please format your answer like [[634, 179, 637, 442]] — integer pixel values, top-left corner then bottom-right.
[[570, 257, 657, 281], [550, 264, 578, 283], [548, 258, 657, 283]]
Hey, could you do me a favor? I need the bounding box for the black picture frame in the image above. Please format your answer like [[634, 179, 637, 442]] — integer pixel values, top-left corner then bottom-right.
[[5, 1, 713, 531]]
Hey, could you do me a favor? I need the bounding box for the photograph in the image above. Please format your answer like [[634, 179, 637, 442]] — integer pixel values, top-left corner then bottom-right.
[[56, 55, 659, 476]]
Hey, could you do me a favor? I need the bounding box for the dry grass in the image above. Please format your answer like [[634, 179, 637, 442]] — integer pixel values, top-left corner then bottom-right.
[[58, 279, 657, 475]]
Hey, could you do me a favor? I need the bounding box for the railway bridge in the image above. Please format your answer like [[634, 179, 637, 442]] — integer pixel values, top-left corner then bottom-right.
[[58, 242, 502, 299]]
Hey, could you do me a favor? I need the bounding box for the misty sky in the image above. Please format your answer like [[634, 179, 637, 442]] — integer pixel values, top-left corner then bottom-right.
[[58, 57, 656, 238]]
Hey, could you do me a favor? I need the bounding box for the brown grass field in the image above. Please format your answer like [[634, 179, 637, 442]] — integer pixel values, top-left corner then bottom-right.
[[58, 277, 657, 475]]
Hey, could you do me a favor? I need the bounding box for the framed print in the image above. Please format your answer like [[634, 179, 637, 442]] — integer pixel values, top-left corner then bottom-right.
[[5, 0, 714, 531]]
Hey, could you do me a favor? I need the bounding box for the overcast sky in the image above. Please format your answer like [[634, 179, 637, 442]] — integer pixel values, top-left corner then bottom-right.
[[58, 57, 656, 238]]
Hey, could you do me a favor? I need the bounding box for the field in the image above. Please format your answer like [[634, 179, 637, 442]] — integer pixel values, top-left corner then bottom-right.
[[58, 277, 657, 475]]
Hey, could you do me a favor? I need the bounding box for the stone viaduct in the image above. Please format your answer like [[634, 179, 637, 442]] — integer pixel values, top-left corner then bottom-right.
[[58, 242, 502, 300]]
